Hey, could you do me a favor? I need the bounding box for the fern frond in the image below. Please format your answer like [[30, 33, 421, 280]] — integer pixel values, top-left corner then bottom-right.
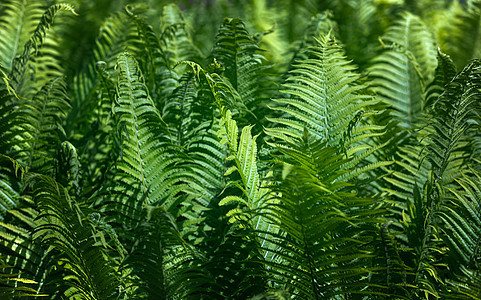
[[260, 133, 387, 299], [217, 108, 267, 225], [8, 3, 76, 97], [267, 32, 379, 148], [66, 15, 140, 203], [0, 205, 56, 298], [368, 12, 437, 129], [124, 4, 178, 104], [0, 254, 47, 298], [0, 0, 45, 70], [57, 141, 81, 197], [100, 52, 202, 230], [26, 173, 119, 299], [439, 0, 481, 69], [425, 49, 457, 108], [160, 4, 204, 66], [210, 17, 271, 127], [0, 158, 60, 297], [446, 266, 481, 299], [0, 75, 70, 185], [67, 11, 139, 139], [284, 11, 337, 77], [0, 154, 25, 215], [123, 206, 194, 299], [380, 59, 481, 298], [424, 59, 481, 183]]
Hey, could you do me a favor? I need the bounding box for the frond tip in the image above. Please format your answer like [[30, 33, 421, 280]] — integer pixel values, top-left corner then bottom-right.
[[267, 32, 377, 148]]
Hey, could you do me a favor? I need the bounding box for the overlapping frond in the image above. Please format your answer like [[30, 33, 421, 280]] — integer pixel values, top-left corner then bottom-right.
[[0, 0, 45, 70], [379, 59, 481, 299], [100, 52, 201, 229], [259, 133, 387, 299], [368, 12, 437, 129], [0, 156, 62, 298], [8, 3, 76, 98], [210, 17, 271, 127], [67, 11, 139, 138], [439, 0, 481, 69], [217, 109, 264, 220], [284, 11, 337, 77], [26, 174, 119, 299], [1, 2, 481, 299], [267, 33, 379, 148], [425, 50, 457, 108], [123, 206, 193, 299]]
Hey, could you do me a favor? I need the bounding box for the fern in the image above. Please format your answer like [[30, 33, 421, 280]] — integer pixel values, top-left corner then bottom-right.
[[368, 12, 437, 130], [26, 173, 120, 299], [7, 3, 76, 98], [210, 17, 272, 128], [2, 1, 481, 299], [121, 206, 193, 299], [67, 10, 139, 138], [0, 0, 45, 70], [440, 0, 481, 69], [267, 32, 379, 148], [259, 132, 387, 299]]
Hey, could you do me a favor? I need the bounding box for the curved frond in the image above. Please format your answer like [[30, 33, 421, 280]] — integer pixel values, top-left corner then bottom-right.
[[260, 133, 387, 299], [368, 12, 437, 129], [26, 174, 119, 299], [0, 0, 45, 70], [67, 11, 139, 133], [210, 17, 272, 127], [267, 32, 379, 148], [8, 3, 76, 97], [1, 77, 69, 178], [123, 206, 194, 299]]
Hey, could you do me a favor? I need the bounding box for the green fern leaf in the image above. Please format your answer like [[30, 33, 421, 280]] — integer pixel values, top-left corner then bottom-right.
[[0, 0, 45, 70], [260, 133, 387, 299], [8, 3, 76, 97], [67, 11, 140, 139], [267, 32, 379, 148], [26, 174, 119, 299], [124, 206, 194, 299], [368, 12, 437, 129], [217, 108, 265, 220], [210, 17, 272, 127]]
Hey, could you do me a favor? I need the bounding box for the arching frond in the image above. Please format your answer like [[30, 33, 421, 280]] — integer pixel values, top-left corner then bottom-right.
[[160, 4, 204, 66], [380, 59, 481, 299], [446, 266, 481, 299], [424, 60, 481, 184], [284, 11, 337, 77], [267, 32, 379, 148], [210, 17, 271, 127], [8, 3, 76, 98], [259, 132, 387, 299], [425, 49, 457, 108], [0, 157, 63, 298], [0, 76, 69, 185], [100, 52, 201, 229], [368, 12, 437, 130], [26, 174, 119, 299], [0, 154, 24, 216], [0, 0, 45, 70], [123, 206, 194, 299], [439, 0, 481, 69], [67, 11, 139, 138], [124, 4, 179, 105]]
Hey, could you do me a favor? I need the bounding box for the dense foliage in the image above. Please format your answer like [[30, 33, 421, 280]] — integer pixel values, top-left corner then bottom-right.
[[1, 0, 481, 298]]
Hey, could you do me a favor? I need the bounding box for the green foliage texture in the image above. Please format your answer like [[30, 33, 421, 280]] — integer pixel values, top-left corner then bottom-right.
[[1, 0, 481, 299]]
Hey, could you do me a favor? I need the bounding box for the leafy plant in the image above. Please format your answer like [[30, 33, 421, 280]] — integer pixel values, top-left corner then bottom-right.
[[1, 0, 481, 299]]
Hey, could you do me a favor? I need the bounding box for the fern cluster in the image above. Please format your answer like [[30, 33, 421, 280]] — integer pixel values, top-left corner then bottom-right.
[[1, 0, 481, 299]]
